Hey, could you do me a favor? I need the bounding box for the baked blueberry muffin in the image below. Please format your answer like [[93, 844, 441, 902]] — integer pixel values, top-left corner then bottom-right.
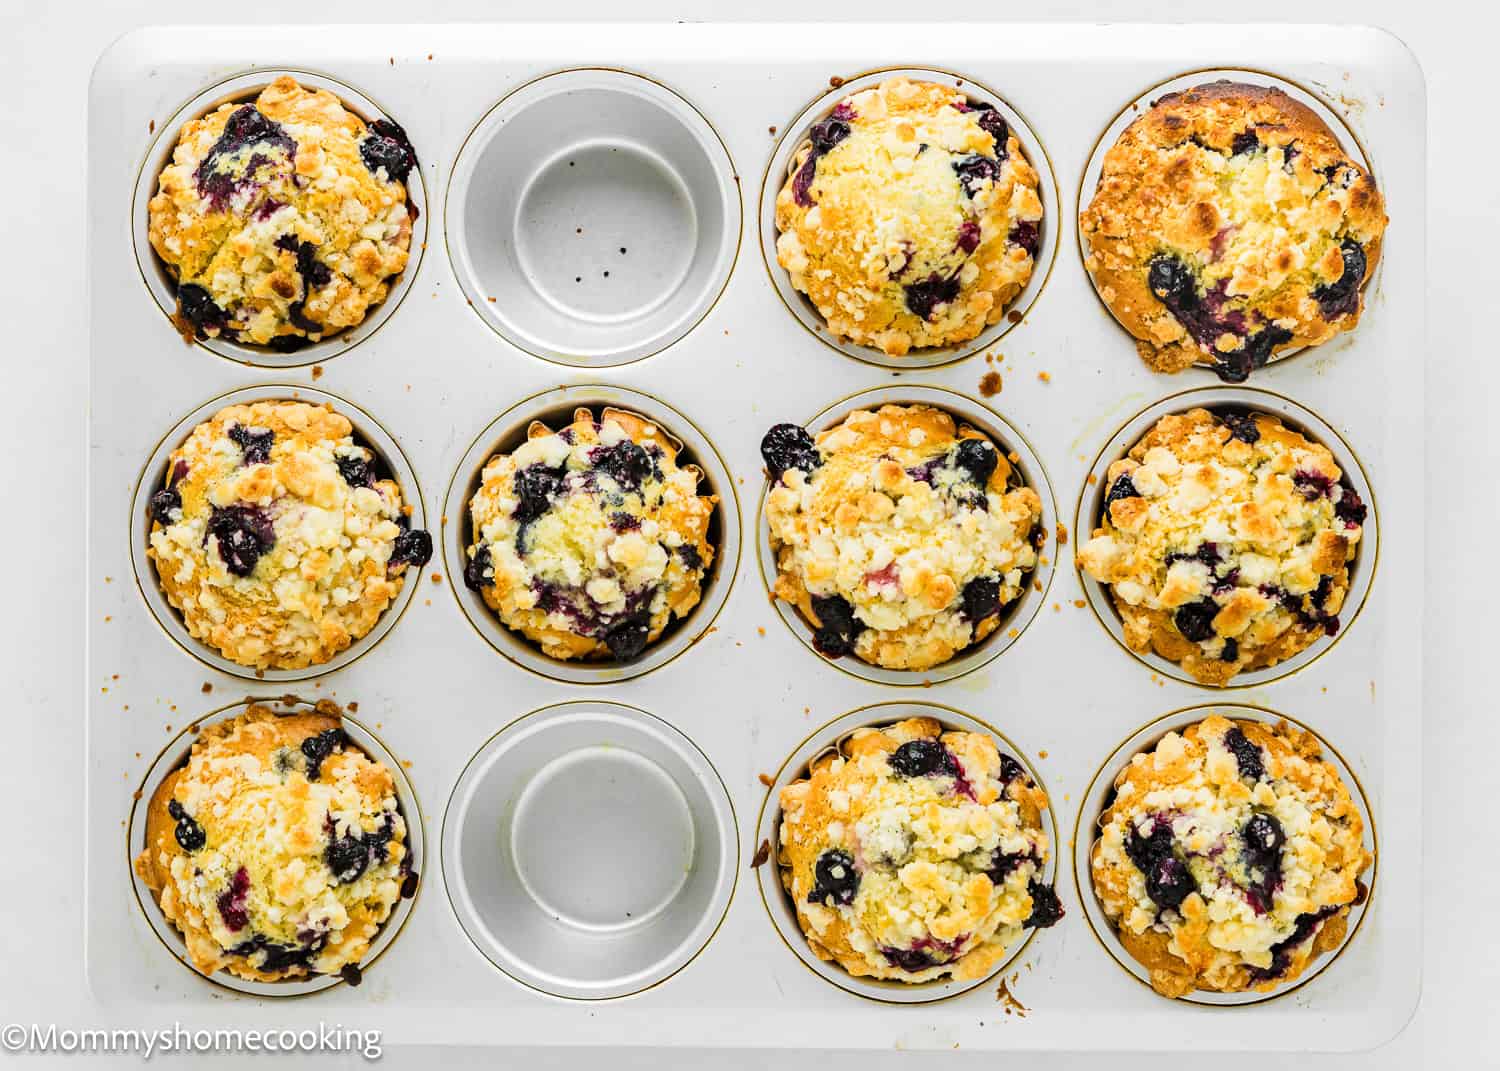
[[462, 407, 717, 662], [777, 717, 1061, 983], [147, 75, 417, 351], [145, 400, 431, 671], [1090, 714, 1370, 998], [761, 405, 1042, 671], [1077, 408, 1365, 685], [1081, 81, 1387, 381], [134, 702, 415, 982], [774, 77, 1043, 356]]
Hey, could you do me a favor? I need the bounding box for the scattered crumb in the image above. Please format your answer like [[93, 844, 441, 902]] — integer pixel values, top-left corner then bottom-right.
[[750, 839, 772, 868], [803, 707, 810, 715], [487, 296, 496, 303], [1052, 603, 1060, 612], [430, 572, 442, 584], [1073, 599, 1086, 609], [756, 626, 766, 636], [978, 371, 1002, 397], [105, 576, 113, 583], [1006, 310, 1023, 324], [757, 773, 774, 787], [1087, 473, 1098, 485], [829, 75, 845, 87], [1037, 750, 1048, 760], [112, 674, 119, 681], [996, 972, 1028, 1016], [1056, 522, 1068, 545], [149, 119, 155, 133], [104, 616, 112, 622], [311, 365, 324, 380], [1007, 450, 1020, 463], [768, 125, 777, 135], [1037, 371, 1051, 383], [347, 702, 359, 713]]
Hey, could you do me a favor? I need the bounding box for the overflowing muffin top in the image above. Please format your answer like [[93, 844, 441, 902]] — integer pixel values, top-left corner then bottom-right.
[[1077, 408, 1365, 685], [774, 77, 1043, 356], [147, 75, 417, 351], [762, 405, 1042, 672], [1090, 714, 1370, 997], [778, 717, 1061, 983], [1081, 81, 1387, 381], [464, 407, 717, 662], [146, 400, 431, 671], [135, 703, 413, 982]]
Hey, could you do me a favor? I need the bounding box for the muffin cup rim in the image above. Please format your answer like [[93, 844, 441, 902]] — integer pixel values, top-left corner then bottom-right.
[[130, 65, 429, 369], [755, 383, 1058, 687], [752, 700, 1060, 1005], [757, 64, 1061, 371], [127, 382, 428, 682], [442, 65, 742, 368], [125, 695, 425, 998], [1068, 700, 1378, 1007], [438, 698, 739, 1001], [440, 382, 742, 685], [1070, 383, 1379, 690], [1073, 64, 1381, 377]]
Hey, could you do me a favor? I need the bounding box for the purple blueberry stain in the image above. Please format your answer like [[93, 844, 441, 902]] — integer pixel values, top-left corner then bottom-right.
[[791, 103, 855, 207], [195, 105, 296, 210], [216, 866, 251, 932], [1145, 254, 1290, 382], [956, 219, 981, 254], [1008, 220, 1040, 257], [1334, 485, 1367, 527]]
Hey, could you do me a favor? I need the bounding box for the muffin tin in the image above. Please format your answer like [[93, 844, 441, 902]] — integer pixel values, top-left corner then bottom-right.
[[88, 23, 1423, 1053]]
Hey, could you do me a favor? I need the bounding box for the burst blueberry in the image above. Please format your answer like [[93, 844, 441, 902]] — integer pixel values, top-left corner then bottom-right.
[[389, 528, 432, 571], [176, 283, 228, 337], [1104, 473, 1138, 516], [1173, 598, 1219, 643], [1311, 239, 1367, 320], [300, 728, 343, 780], [149, 487, 182, 526], [808, 848, 859, 906], [1144, 854, 1195, 910], [1024, 880, 1065, 927], [760, 423, 820, 482], [205, 505, 275, 577], [325, 833, 369, 884], [603, 614, 651, 661], [960, 576, 1002, 622], [359, 117, 418, 184], [809, 594, 863, 657], [1217, 409, 1261, 444], [952, 153, 1001, 198], [228, 424, 274, 466], [904, 272, 960, 320], [335, 453, 374, 488], [590, 440, 654, 492], [888, 739, 959, 780], [1223, 727, 1264, 782], [463, 545, 492, 592]]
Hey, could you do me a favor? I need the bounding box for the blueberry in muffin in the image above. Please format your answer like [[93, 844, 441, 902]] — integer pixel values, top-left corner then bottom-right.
[[146, 400, 430, 671], [1077, 408, 1365, 685], [777, 717, 1061, 983], [1081, 81, 1387, 381], [463, 407, 717, 662], [134, 702, 414, 982], [774, 77, 1043, 356], [763, 405, 1042, 671], [147, 76, 417, 351], [1089, 714, 1370, 998]]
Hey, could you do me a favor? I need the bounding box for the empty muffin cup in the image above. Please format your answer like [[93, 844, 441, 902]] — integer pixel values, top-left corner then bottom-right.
[[443, 383, 740, 684], [129, 384, 427, 682], [1073, 386, 1377, 688], [127, 695, 423, 997], [132, 69, 427, 367], [757, 384, 1056, 686], [441, 701, 737, 999], [760, 67, 1058, 369], [1072, 703, 1376, 1005], [755, 702, 1060, 1003], [1076, 68, 1378, 374], [447, 68, 740, 366]]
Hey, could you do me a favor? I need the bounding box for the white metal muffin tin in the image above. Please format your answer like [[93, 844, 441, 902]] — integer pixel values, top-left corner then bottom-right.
[[87, 23, 1424, 1052]]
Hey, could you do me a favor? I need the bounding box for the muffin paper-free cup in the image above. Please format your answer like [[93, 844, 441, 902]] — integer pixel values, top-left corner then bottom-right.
[[131, 68, 428, 369], [445, 68, 740, 367], [759, 66, 1059, 371], [1070, 702, 1377, 1007], [440, 701, 737, 1000], [1072, 385, 1378, 689], [756, 384, 1057, 687], [754, 702, 1059, 1005], [442, 383, 741, 684], [1075, 66, 1379, 374], [129, 384, 428, 683], [126, 696, 424, 998]]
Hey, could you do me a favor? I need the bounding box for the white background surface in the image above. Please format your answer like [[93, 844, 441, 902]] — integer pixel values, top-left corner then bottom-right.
[[2, 1, 1492, 1067]]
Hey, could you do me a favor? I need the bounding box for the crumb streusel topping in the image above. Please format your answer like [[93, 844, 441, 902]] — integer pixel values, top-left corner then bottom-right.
[[762, 404, 1042, 671], [146, 400, 432, 671], [134, 703, 410, 982], [778, 717, 1061, 983], [463, 407, 717, 662], [775, 77, 1043, 356], [1081, 81, 1387, 381], [148, 75, 417, 350], [1077, 408, 1365, 685], [1090, 714, 1370, 997]]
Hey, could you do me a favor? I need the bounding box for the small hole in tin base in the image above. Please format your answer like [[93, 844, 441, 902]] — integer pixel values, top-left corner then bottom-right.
[[448, 69, 740, 366]]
